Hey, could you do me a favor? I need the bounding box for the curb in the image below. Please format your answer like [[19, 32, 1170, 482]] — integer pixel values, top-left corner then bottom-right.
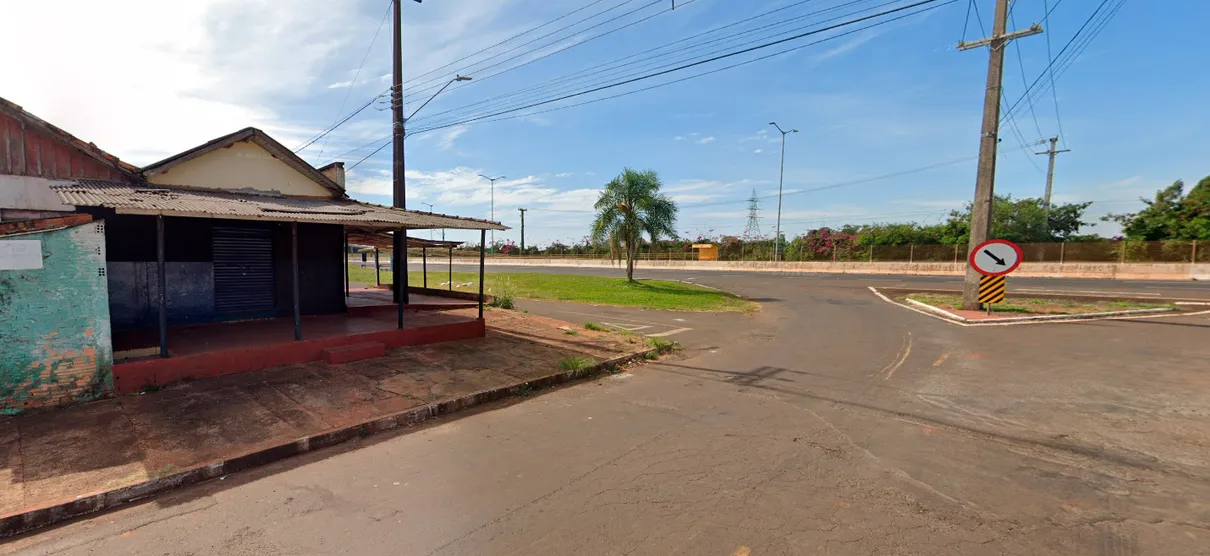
[[0, 348, 658, 538], [902, 297, 1176, 325]]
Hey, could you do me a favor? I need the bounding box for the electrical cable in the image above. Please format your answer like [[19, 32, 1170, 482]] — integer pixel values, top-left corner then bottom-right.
[[1042, 0, 1067, 147], [408, 0, 954, 136], [405, 0, 613, 86], [415, 0, 890, 126], [403, 0, 654, 97], [315, 0, 392, 159]]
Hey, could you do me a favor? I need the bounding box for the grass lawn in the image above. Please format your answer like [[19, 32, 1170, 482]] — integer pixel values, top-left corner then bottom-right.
[[905, 293, 1175, 316], [346, 265, 755, 312]]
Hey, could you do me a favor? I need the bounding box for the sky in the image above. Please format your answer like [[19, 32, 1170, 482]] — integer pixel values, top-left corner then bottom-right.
[[2, 0, 1207, 247]]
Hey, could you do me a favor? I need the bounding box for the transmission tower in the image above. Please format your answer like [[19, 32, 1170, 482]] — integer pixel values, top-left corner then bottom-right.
[[743, 189, 762, 239]]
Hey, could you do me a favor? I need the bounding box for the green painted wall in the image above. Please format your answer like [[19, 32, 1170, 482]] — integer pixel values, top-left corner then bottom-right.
[[0, 221, 113, 413]]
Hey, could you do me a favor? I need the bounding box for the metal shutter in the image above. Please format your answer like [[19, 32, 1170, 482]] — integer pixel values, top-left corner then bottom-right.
[[213, 227, 275, 313]]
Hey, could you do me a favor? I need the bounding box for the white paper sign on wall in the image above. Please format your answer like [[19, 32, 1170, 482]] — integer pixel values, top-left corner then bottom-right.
[[0, 239, 44, 270]]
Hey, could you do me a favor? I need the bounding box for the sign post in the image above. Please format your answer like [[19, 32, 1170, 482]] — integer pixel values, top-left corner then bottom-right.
[[968, 239, 1023, 314]]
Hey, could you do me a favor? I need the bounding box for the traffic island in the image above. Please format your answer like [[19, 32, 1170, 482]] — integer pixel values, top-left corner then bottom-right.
[[0, 308, 662, 538], [869, 287, 1198, 326]]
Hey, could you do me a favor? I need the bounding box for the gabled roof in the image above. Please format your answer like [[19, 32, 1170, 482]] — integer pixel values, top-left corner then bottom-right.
[[0, 96, 140, 178], [140, 127, 345, 196]]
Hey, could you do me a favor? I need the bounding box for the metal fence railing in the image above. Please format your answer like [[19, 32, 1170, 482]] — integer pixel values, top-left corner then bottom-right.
[[353, 240, 1205, 264]]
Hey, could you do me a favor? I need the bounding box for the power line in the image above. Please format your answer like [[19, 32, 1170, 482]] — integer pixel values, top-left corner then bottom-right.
[[404, 0, 613, 86], [415, 5, 926, 132], [347, 138, 393, 171], [1042, 0, 1067, 148], [415, 0, 892, 126], [411, 0, 699, 105], [404, 0, 656, 97], [1010, 9, 1043, 139], [294, 89, 391, 153], [971, 0, 987, 36], [408, 0, 956, 135], [1001, 0, 1124, 125], [317, 0, 392, 159]]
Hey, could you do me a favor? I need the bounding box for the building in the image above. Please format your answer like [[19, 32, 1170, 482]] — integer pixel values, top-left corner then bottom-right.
[[1, 98, 505, 411]]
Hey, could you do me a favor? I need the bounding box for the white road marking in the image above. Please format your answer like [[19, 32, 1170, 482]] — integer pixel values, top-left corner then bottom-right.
[[648, 327, 692, 337], [603, 323, 652, 331], [1016, 288, 1162, 297]]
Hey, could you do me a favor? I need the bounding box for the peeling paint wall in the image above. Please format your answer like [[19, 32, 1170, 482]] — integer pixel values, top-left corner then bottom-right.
[[0, 221, 113, 412]]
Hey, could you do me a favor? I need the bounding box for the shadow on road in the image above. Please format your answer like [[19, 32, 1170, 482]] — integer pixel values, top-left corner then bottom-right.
[[651, 361, 1210, 482]]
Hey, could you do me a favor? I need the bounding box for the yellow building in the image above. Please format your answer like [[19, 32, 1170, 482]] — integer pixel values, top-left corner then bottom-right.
[[692, 243, 718, 261]]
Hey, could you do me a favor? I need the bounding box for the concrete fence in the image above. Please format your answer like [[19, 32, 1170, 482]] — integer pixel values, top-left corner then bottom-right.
[[453, 258, 1210, 281]]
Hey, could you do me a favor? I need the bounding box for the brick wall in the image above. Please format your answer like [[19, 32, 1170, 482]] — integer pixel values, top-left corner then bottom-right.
[[0, 219, 113, 412]]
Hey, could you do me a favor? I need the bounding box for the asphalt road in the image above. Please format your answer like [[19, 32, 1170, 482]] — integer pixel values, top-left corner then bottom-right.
[[7, 268, 1210, 555]]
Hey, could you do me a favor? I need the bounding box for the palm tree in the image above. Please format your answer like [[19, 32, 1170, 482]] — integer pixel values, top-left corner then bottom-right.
[[591, 168, 678, 281]]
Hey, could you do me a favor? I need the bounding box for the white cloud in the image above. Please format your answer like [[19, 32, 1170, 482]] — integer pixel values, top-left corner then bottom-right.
[[753, 149, 763, 154], [696, 136, 715, 144], [0, 0, 526, 166], [674, 136, 685, 141], [814, 29, 887, 62], [436, 126, 468, 151], [555, 172, 575, 178]]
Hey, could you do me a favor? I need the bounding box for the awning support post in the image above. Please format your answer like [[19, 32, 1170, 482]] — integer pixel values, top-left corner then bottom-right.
[[343, 229, 349, 297], [448, 246, 453, 291], [156, 215, 168, 358], [422, 246, 428, 288], [375, 247, 380, 286], [292, 222, 301, 341], [478, 229, 486, 319], [401, 228, 410, 306], [396, 227, 404, 329]]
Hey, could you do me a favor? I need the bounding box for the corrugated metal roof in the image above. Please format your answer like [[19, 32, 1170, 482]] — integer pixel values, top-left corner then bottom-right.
[[53, 180, 507, 231]]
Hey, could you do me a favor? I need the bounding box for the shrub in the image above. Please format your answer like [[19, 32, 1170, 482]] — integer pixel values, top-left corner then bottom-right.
[[559, 356, 595, 371], [583, 322, 606, 331], [645, 337, 680, 354], [490, 292, 515, 309]]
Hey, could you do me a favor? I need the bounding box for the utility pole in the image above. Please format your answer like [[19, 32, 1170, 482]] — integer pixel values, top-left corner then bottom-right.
[[391, 0, 421, 308], [1036, 136, 1070, 226], [518, 208, 527, 253], [769, 122, 797, 262], [957, 0, 1042, 310], [479, 174, 505, 252]]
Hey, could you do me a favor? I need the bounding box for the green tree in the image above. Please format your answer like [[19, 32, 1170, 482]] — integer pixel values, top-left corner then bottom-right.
[[591, 168, 678, 281], [1105, 176, 1210, 240], [943, 194, 1093, 244]]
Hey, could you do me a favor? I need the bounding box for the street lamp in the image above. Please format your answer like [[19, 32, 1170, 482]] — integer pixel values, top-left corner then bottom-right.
[[769, 121, 798, 262], [421, 202, 435, 240], [406, 75, 472, 123], [478, 174, 505, 252]]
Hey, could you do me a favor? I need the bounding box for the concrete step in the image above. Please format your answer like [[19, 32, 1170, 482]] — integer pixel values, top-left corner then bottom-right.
[[321, 342, 386, 365]]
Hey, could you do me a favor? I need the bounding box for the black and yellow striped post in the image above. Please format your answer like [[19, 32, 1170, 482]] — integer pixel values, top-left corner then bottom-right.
[[978, 274, 1006, 314]]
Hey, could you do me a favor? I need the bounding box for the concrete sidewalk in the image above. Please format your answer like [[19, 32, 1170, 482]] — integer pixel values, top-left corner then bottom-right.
[[0, 308, 651, 536]]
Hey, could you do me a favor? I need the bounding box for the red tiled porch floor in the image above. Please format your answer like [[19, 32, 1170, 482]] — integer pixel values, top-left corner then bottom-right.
[[113, 309, 485, 394]]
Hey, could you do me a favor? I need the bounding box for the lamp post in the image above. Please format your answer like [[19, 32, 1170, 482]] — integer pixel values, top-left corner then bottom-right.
[[478, 174, 505, 252], [421, 201, 435, 240], [769, 122, 798, 262]]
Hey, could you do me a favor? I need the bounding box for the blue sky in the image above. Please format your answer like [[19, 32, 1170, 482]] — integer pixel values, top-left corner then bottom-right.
[[3, 0, 1207, 246]]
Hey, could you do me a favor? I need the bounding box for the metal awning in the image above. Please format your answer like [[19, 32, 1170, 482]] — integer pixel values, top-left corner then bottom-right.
[[347, 230, 462, 250], [53, 180, 507, 231]]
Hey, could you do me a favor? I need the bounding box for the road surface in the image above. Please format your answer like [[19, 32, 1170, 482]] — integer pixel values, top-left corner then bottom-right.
[[5, 269, 1209, 555]]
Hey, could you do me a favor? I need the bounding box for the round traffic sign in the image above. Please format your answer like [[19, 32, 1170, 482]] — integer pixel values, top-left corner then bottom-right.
[[969, 239, 1023, 276]]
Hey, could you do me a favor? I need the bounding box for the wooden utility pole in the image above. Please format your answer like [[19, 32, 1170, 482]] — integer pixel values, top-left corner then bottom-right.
[[518, 208, 527, 253], [1036, 136, 1070, 225], [958, 0, 1042, 309], [391, 0, 406, 306]]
